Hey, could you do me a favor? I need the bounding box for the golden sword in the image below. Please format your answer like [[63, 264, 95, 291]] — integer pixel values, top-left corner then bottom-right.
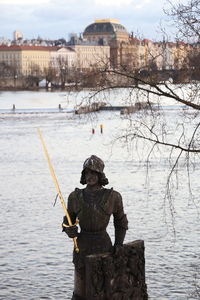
[[38, 128, 79, 253]]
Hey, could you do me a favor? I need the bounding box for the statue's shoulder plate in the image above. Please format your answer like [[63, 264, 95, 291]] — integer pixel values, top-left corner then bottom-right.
[[99, 188, 114, 215], [68, 188, 84, 214], [101, 188, 123, 214]]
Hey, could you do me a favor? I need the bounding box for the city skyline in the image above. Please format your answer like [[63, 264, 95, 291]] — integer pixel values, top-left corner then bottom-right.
[[0, 0, 187, 41]]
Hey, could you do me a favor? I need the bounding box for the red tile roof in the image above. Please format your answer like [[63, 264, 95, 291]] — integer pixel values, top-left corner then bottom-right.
[[0, 45, 57, 51]]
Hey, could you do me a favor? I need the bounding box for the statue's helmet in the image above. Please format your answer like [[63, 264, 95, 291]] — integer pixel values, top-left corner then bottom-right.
[[83, 155, 104, 173], [80, 155, 108, 185]]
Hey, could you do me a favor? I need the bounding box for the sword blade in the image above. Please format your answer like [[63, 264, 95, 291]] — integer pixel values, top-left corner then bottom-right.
[[38, 128, 79, 253]]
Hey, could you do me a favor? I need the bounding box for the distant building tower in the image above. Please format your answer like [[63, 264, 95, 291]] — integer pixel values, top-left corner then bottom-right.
[[13, 30, 23, 41], [83, 19, 130, 68]]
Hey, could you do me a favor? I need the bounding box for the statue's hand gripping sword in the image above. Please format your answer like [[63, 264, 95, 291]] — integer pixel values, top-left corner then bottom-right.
[[38, 128, 79, 253]]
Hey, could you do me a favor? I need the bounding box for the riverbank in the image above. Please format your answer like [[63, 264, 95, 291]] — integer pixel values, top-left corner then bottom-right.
[[0, 86, 79, 92]]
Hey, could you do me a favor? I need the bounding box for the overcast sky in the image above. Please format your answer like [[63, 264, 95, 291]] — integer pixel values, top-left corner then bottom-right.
[[0, 0, 183, 41]]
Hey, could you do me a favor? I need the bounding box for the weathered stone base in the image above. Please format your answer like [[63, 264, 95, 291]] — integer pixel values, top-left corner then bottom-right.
[[85, 240, 148, 300]]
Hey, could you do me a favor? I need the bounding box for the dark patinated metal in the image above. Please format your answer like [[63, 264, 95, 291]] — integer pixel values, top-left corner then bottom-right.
[[63, 155, 128, 299]]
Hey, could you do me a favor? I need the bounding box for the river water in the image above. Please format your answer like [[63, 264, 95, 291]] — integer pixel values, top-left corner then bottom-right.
[[0, 90, 199, 300]]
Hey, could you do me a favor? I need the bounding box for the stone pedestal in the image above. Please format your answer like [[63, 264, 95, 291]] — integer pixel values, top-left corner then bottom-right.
[[85, 240, 148, 300]]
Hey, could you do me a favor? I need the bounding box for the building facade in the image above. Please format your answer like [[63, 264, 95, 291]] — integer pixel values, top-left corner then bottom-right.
[[0, 45, 51, 76], [0, 44, 110, 77], [50, 47, 76, 69], [71, 44, 110, 70], [0, 21, 197, 81]]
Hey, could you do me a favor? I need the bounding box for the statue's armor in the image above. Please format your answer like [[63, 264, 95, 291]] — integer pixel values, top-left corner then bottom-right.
[[63, 155, 129, 300], [67, 187, 128, 275]]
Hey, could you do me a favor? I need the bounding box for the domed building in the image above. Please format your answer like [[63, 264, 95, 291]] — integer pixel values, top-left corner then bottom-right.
[[82, 19, 141, 69], [83, 19, 129, 44]]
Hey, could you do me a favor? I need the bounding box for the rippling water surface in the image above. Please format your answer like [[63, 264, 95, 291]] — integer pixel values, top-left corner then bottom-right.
[[0, 90, 200, 300]]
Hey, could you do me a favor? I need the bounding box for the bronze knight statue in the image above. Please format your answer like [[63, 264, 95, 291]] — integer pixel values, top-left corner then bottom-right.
[[62, 155, 128, 300]]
